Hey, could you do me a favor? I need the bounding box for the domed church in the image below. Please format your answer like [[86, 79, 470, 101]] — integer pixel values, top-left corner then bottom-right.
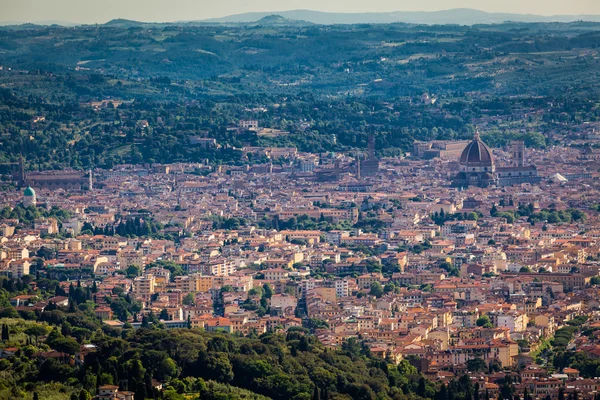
[[452, 131, 498, 188], [452, 131, 541, 188], [23, 186, 37, 207]]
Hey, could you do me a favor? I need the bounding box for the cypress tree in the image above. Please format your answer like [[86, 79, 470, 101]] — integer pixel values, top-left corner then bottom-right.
[[312, 386, 320, 400], [417, 377, 427, 397], [79, 389, 91, 400], [436, 384, 449, 400]]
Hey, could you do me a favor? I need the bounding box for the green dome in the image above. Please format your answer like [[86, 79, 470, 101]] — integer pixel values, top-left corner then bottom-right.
[[24, 186, 35, 197]]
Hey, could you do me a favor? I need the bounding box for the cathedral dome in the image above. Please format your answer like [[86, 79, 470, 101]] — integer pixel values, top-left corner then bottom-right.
[[24, 186, 35, 197], [459, 131, 494, 167]]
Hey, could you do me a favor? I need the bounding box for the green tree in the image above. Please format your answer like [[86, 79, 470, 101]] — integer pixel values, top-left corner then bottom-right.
[[490, 205, 498, 217], [52, 337, 81, 355], [369, 282, 384, 298], [467, 358, 487, 372], [476, 315, 493, 328], [182, 293, 195, 306], [1, 324, 9, 341], [142, 350, 178, 381], [79, 389, 92, 400], [204, 353, 234, 383], [25, 325, 50, 346], [417, 377, 427, 397], [160, 308, 170, 320], [126, 265, 140, 278], [263, 283, 273, 299]]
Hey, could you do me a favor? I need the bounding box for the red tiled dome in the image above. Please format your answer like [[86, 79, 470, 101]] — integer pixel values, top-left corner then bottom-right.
[[459, 131, 494, 166]]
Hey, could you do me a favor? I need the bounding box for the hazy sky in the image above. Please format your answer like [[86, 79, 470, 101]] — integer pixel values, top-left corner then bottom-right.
[[2, 0, 600, 24]]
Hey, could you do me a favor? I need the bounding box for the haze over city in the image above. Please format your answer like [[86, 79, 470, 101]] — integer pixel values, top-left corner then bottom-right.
[[2, 0, 600, 24], [5, 0, 600, 400]]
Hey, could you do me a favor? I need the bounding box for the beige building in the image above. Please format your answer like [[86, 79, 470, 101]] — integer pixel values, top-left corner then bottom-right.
[[10, 259, 30, 278], [117, 249, 144, 268], [133, 274, 156, 296], [175, 274, 214, 293], [264, 268, 289, 281], [7, 247, 29, 261], [271, 294, 298, 311]]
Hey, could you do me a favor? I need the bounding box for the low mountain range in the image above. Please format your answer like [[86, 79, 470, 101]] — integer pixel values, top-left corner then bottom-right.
[[200, 8, 600, 25], [4, 8, 600, 27]]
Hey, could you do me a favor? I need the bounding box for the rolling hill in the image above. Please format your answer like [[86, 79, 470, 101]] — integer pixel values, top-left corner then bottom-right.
[[200, 8, 600, 25]]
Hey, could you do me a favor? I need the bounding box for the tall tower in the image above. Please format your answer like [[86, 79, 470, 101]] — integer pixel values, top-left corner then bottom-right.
[[360, 134, 379, 177], [18, 155, 26, 186], [356, 156, 361, 180], [368, 134, 375, 160], [511, 140, 525, 167], [88, 169, 93, 191]]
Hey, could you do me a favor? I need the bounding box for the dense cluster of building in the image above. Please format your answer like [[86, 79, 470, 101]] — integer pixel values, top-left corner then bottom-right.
[[4, 130, 600, 398]]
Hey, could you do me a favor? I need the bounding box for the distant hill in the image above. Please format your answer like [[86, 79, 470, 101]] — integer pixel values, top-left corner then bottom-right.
[[251, 14, 313, 27], [0, 20, 78, 27], [3, 8, 600, 28], [200, 8, 600, 25], [103, 18, 153, 28]]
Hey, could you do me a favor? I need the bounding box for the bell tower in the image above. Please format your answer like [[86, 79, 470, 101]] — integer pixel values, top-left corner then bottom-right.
[[511, 140, 525, 167]]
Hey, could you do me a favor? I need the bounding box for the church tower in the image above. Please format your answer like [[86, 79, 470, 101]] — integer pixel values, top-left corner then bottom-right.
[[18, 155, 26, 186], [360, 134, 380, 177], [511, 140, 525, 167], [368, 134, 375, 160]]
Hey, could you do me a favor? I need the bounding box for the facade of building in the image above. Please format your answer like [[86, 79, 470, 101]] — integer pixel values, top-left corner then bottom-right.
[[359, 135, 380, 177], [413, 140, 471, 159], [452, 131, 497, 188], [452, 134, 540, 188]]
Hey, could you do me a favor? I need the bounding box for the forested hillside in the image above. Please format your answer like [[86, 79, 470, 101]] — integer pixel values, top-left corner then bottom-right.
[[0, 21, 599, 169], [0, 275, 487, 400]]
